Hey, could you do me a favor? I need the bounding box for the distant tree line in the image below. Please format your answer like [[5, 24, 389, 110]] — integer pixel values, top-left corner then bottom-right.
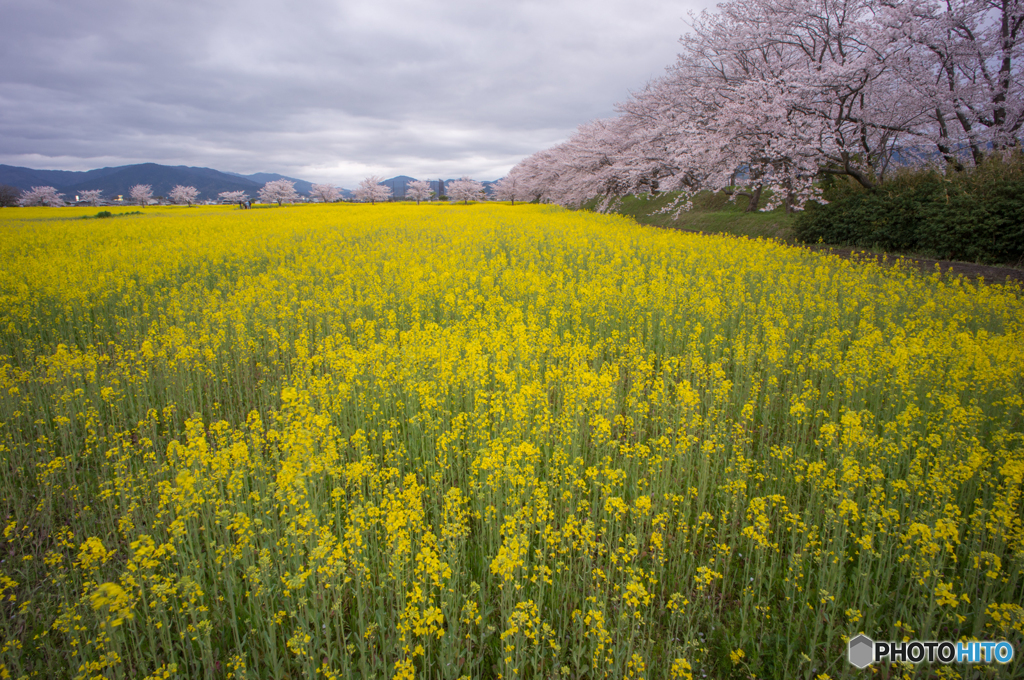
[[2, 175, 505, 207]]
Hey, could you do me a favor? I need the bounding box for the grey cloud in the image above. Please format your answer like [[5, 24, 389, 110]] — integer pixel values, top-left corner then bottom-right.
[[1, 0, 714, 186]]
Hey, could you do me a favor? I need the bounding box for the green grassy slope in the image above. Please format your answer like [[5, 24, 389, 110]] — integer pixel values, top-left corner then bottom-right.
[[591, 190, 798, 242]]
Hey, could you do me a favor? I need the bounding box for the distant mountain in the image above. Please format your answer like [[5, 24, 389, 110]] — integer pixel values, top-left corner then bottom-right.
[[0, 163, 321, 201], [0, 163, 498, 203], [64, 164, 264, 200], [0, 165, 124, 191]]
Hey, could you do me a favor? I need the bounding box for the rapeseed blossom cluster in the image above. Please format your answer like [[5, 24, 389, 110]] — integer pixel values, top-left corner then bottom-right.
[[0, 203, 1021, 678]]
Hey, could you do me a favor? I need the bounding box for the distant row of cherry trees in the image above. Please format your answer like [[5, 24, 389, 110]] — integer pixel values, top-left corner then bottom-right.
[[8, 175, 520, 208]]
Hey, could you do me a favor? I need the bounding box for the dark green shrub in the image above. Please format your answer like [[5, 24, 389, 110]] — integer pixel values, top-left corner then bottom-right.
[[83, 210, 143, 219], [795, 152, 1024, 265]]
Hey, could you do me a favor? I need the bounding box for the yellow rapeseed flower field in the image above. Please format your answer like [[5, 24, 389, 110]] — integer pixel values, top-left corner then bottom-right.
[[0, 203, 1021, 679]]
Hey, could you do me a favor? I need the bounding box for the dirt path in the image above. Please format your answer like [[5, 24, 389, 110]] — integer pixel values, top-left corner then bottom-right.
[[660, 224, 1024, 286], [799, 244, 1024, 286]]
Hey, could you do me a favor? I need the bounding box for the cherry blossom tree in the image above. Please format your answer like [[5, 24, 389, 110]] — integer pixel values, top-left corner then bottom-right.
[[446, 177, 485, 204], [169, 185, 200, 206], [513, 147, 570, 204], [78, 190, 104, 206], [19, 186, 65, 207], [490, 172, 529, 205], [130, 184, 153, 206], [405, 180, 434, 204], [309, 183, 342, 203], [258, 179, 299, 206], [218, 190, 249, 207], [354, 176, 392, 204], [633, 0, 923, 208], [560, 116, 671, 209], [509, 0, 985, 212], [508, 115, 678, 210], [879, 0, 1024, 167], [504, 0, 1022, 212]]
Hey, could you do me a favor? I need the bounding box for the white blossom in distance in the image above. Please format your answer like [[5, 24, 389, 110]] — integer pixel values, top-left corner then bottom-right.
[[77, 189, 103, 206], [446, 177, 485, 204], [308, 183, 342, 203], [490, 172, 530, 205], [258, 179, 299, 206], [129, 184, 154, 206], [218, 190, 249, 205], [19, 186, 65, 207], [168, 185, 200, 206], [405, 180, 434, 204], [354, 176, 393, 204], [511, 146, 568, 205]]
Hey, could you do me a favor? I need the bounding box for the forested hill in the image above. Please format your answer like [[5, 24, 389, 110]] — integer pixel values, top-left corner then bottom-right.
[[0, 163, 313, 199]]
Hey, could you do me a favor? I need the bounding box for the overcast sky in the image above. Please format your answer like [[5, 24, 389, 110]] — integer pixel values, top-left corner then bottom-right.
[[1, 0, 714, 187]]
